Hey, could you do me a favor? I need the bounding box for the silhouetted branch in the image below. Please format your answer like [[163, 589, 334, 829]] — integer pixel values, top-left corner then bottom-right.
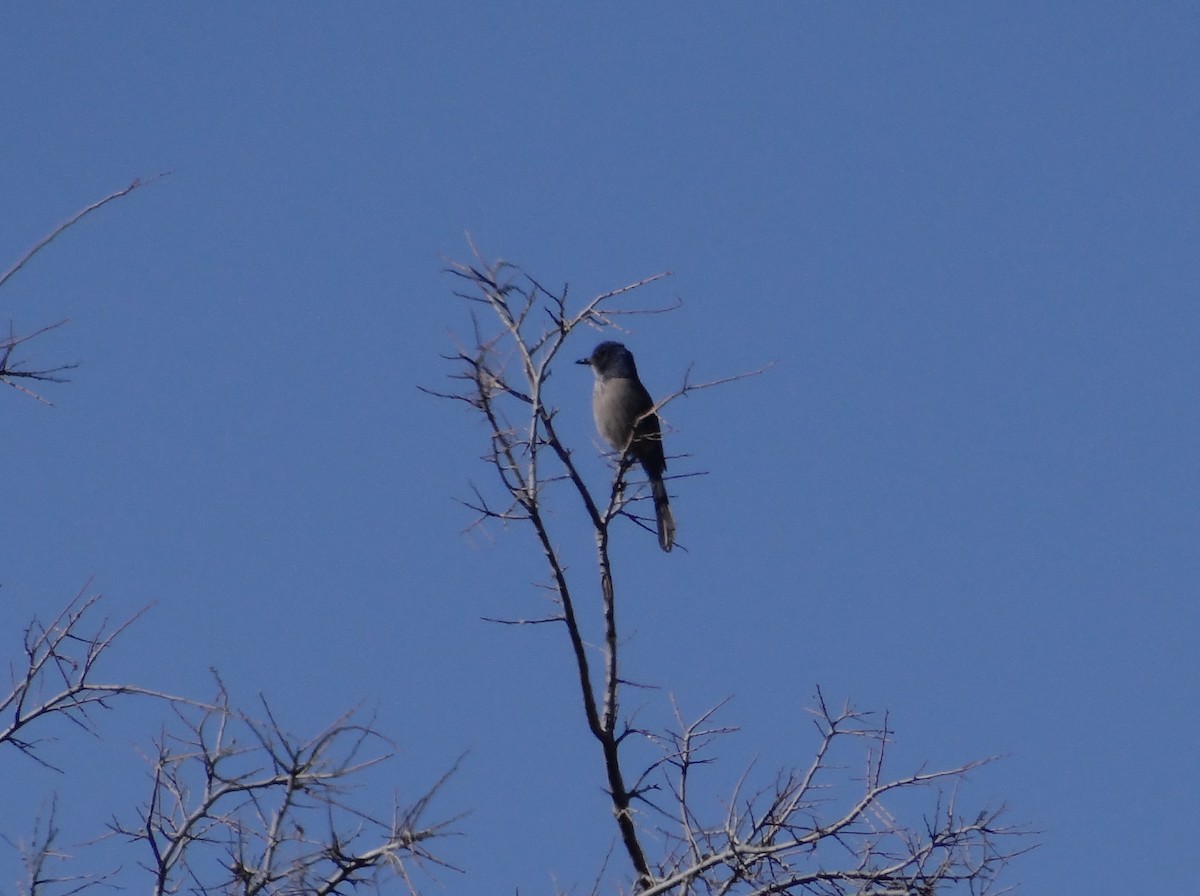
[[2, 799, 116, 896], [0, 321, 78, 403], [637, 692, 1027, 896], [434, 247, 1027, 894], [2, 175, 169, 403], [107, 680, 461, 895], [3, 590, 459, 896], [1, 175, 169, 292], [0, 588, 192, 771]]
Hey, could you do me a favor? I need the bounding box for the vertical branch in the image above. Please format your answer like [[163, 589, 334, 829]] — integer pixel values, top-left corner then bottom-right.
[[436, 252, 1026, 896], [437, 255, 667, 888]]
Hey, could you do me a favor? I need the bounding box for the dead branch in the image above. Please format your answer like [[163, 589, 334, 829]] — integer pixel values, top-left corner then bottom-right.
[[0, 320, 78, 403], [0, 587, 196, 771], [2, 175, 169, 402], [1, 799, 117, 896], [432, 249, 1025, 894], [106, 680, 461, 896], [3, 589, 458, 896], [0, 175, 170, 291], [637, 694, 1026, 896]]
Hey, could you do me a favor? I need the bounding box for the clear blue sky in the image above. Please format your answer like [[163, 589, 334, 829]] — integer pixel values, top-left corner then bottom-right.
[[3, 5, 1198, 893]]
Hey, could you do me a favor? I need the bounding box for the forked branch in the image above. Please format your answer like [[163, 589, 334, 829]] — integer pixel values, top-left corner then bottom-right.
[[106, 680, 461, 895], [2, 175, 169, 402], [1, 588, 190, 771], [434, 248, 1024, 894]]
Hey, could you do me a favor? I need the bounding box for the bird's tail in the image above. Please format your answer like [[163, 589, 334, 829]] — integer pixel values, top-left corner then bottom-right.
[[650, 476, 675, 553]]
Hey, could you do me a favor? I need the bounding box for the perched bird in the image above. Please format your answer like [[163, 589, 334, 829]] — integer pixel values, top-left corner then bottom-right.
[[577, 341, 675, 552]]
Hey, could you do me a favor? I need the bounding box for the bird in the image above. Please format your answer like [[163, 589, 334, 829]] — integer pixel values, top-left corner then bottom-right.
[[577, 341, 675, 552]]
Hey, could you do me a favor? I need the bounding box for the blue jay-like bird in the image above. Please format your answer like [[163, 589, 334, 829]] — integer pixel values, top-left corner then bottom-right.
[[577, 341, 675, 552]]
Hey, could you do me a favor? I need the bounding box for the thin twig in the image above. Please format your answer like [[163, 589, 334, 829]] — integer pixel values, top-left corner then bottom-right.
[[1, 174, 170, 290]]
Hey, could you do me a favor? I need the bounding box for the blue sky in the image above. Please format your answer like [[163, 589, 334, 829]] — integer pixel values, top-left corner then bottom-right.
[[3, 4, 1198, 893]]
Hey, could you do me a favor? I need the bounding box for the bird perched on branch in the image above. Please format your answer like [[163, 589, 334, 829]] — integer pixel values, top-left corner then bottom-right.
[[577, 341, 675, 552]]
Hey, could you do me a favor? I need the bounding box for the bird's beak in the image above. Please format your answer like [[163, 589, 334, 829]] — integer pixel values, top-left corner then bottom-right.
[[576, 357, 591, 366]]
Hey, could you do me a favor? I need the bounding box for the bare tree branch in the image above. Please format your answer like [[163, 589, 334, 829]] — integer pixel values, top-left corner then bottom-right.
[[1, 175, 169, 402], [0, 587, 196, 771], [105, 679, 462, 895], [433, 248, 1028, 894], [0, 320, 78, 402], [1, 799, 116, 896], [3, 590, 458, 896], [5, 181, 459, 895], [0, 175, 170, 291]]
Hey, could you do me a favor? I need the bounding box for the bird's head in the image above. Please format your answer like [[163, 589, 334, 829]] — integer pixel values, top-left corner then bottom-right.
[[577, 341, 637, 379]]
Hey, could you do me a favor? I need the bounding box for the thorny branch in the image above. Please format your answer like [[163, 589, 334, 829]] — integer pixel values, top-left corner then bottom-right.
[[430, 247, 695, 887], [5, 178, 458, 893], [2, 590, 459, 895], [433, 246, 1028, 894], [106, 681, 462, 896], [639, 688, 1029, 896], [2, 798, 116, 896], [0, 587, 190, 771], [0, 320, 77, 403], [1, 175, 169, 402]]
